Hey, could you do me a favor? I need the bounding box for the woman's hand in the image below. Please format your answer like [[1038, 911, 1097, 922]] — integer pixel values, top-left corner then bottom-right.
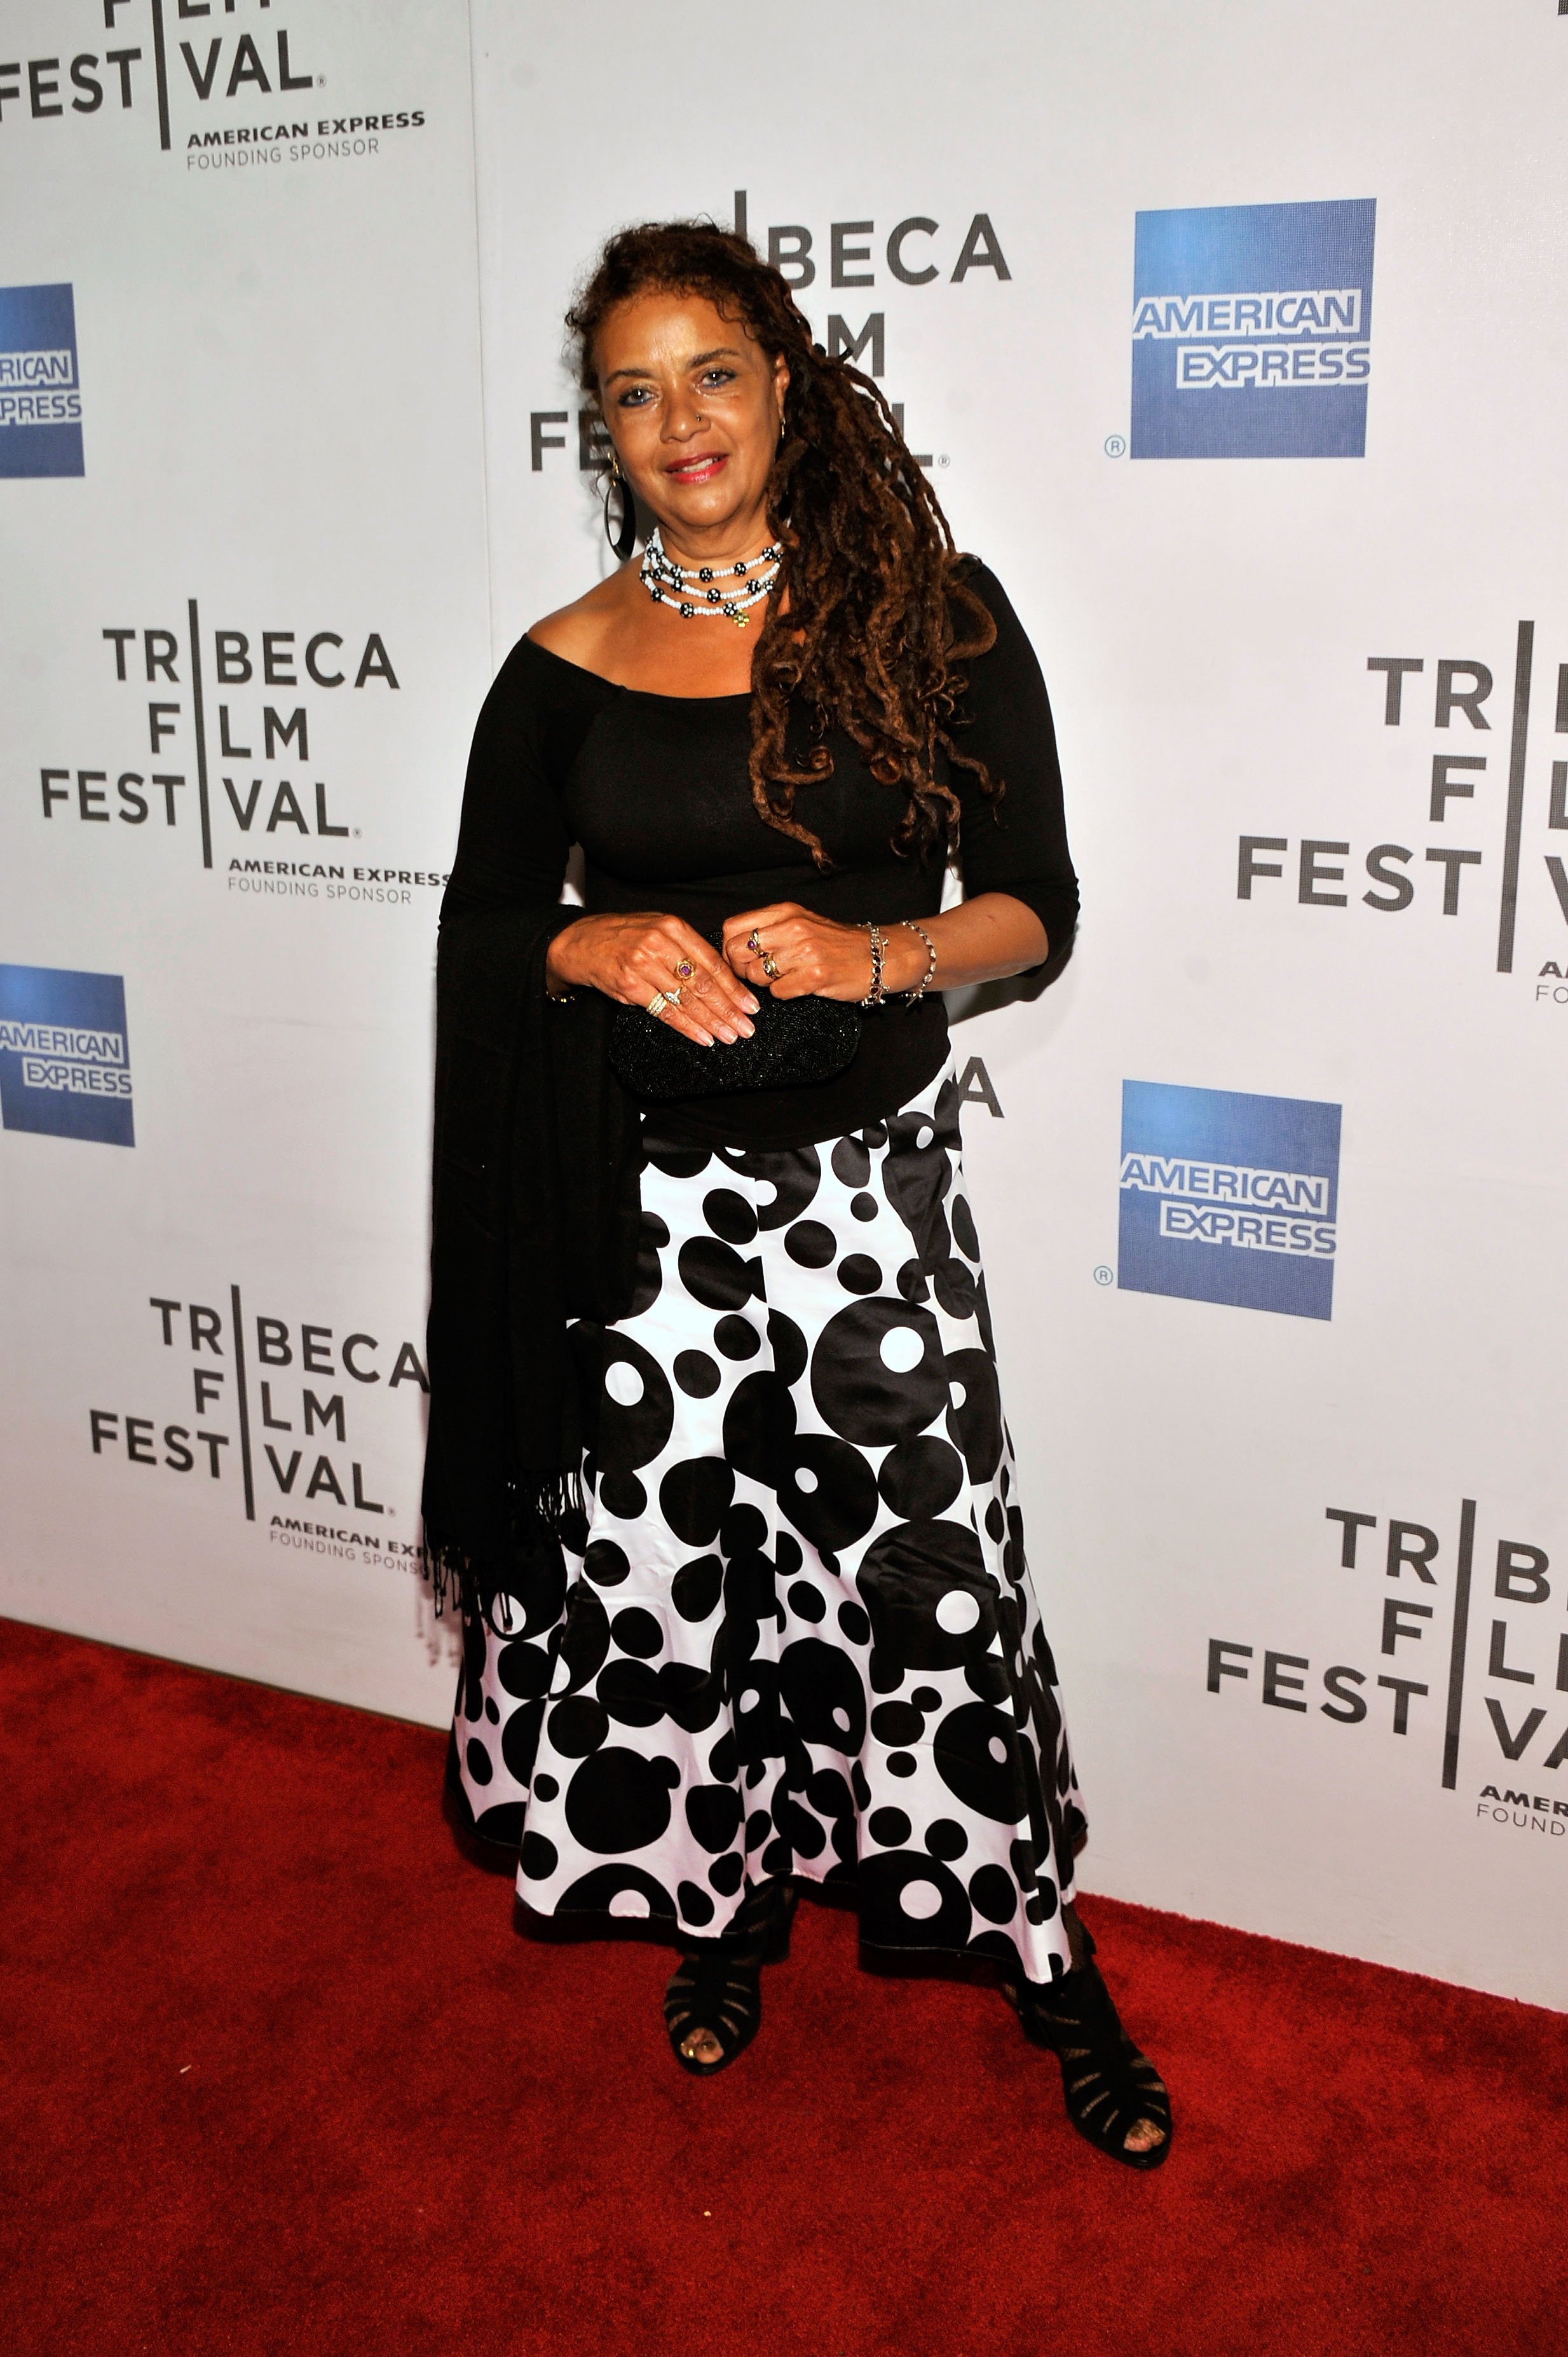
[[723, 894, 1049, 1001], [721, 904, 908, 1001], [547, 913, 758, 1046]]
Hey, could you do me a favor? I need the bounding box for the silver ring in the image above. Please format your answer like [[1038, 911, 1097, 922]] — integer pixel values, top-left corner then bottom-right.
[[761, 953, 781, 981], [646, 990, 669, 1018]]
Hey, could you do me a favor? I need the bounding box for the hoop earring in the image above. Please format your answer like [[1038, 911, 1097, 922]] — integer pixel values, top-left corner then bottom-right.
[[604, 457, 637, 563]]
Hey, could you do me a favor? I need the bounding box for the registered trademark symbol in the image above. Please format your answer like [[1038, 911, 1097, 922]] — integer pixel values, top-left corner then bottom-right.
[[936, 454, 950, 468], [1093, 1265, 1114, 1287], [1103, 435, 1126, 458], [317, 76, 325, 86], [353, 828, 362, 838]]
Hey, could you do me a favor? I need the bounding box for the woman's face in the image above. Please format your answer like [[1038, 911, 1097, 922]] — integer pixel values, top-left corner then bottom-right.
[[594, 289, 787, 548]]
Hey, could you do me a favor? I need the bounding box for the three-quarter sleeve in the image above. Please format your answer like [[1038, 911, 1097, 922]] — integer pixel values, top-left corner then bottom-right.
[[950, 563, 1079, 975], [441, 638, 575, 923]]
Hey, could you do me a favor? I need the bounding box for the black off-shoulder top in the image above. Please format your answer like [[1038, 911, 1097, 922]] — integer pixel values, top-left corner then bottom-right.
[[441, 563, 1077, 1149]]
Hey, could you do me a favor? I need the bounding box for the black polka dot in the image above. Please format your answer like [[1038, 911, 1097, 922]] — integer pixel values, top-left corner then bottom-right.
[[482, 1696, 498, 1725], [878, 1437, 964, 1522], [868, 1807, 911, 1847], [610, 1606, 663, 1660], [564, 1747, 674, 1854], [520, 1831, 557, 1880], [985, 1498, 1006, 1542], [702, 1187, 758, 1245], [838, 1600, 871, 1644], [767, 1309, 808, 1385], [945, 1348, 1003, 1484], [685, 1783, 744, 1852], [850, 1191, 878, 1222], [871, 1700, 924, 1746], [810, 1299, 946, 1447], [465, 1739, 493, 1786], [932, 1700, 1027, 1822], [934, 1259, 978, 1320], [896, 1258, 931, 1303], [780, 1433, 879, 1554], [927, 1817, 968, 1861], [832, 1137, 871, 1188], [714, 1314, 760, 1360], [887, 1751, 917, 1778], [548, 1697, 609, 1757], [556, 1586, 610, 1691], [707, 1730, 739, 1782], [869, 1647, 904, 1695], [785, 1220, 836, 1269], [807, 1767, 853, 1817], [722, 1370, 794, 1487], [969, 1864, 1018, 1923], [760, 1836, 794, 1877], [594, 1659, 655, 1735], [859, 1850, 971, 1950], [775, 1797, 826, 1859], [708, 1851, 746, 1895], [501, 1702, 542, 1787], [779, 1636, 867, 1751], [658, 1457, 735, 1547], [950, 1194, 979, 1260], [672, 1552, 723, 1622], [837, 1254, 882, 1295], [787, 1580, 826, 1623], [674, 1350, 721, 1398], [583, 1540, 630, 1587], [496, 1639, 551, 1700], [596, 1472, 646, 1520], [532, 1772, 559, 1802], [599, 1335, 674, 1468], [861, 1123, 887, 1149], [658, 1663, 721, 1732], [678, 1234, 761, 1311], [678, 1881, 716, 1926], [859, 1520, 994, 1672], [744, 1808, 772, 1852], [554, 1862, 676, 1920]]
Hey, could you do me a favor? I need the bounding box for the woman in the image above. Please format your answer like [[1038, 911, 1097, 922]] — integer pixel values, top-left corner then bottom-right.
[[423, 222, 1169, 2168]]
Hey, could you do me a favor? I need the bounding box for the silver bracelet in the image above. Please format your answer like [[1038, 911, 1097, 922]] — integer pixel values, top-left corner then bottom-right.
[[899, 920, 937, 1002], [859, 922, 887, 1007]]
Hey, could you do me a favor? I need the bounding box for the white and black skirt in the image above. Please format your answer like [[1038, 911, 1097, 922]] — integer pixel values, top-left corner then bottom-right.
[[451, 1063, 1085, 1984]]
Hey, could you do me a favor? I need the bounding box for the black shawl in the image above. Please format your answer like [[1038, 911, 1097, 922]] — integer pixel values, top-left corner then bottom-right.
[[420, 903, 641, 1626]]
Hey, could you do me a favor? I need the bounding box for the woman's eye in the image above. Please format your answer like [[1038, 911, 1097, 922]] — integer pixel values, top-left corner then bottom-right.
[[616, 387, 652, 408], [698, 369, 737, 388]]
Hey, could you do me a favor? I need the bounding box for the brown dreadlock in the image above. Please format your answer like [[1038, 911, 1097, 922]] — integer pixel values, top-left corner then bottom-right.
[[566, 221, 1000, 870]]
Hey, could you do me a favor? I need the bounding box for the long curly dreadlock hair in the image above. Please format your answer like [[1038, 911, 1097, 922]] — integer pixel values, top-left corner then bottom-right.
[[566, 221, 1000, 870]]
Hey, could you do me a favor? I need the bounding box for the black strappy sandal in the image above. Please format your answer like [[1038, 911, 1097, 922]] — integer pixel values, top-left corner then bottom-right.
[[1006, 1925, 1173, 2171], [664, 1878, 797, 2077]]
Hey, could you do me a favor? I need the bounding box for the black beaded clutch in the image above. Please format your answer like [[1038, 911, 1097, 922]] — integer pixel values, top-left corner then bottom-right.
[[608, 987, 862, 1100]]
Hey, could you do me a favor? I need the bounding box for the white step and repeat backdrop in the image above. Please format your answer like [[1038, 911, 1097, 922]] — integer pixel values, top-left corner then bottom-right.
[[4, 0, 1565, 2007]]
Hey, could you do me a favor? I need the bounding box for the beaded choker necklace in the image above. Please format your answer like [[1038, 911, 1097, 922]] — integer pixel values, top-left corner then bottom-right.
[[639, 525, 782, 628]]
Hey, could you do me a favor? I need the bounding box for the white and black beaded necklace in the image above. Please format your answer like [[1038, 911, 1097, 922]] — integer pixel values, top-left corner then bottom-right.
[[639, 525, 782, 628]]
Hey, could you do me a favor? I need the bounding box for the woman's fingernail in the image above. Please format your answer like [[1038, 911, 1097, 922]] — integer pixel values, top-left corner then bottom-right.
[[742, 995, 760, 1014], [714, 1026, 737, 1044], [736, 1019, 754, 1038]]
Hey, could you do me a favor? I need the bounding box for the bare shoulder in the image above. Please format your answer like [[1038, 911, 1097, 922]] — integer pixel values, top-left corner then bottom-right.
[[526, 566, 638, 670]]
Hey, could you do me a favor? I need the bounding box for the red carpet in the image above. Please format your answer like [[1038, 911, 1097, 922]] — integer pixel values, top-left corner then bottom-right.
[[2, 1616, 1562, 2357]]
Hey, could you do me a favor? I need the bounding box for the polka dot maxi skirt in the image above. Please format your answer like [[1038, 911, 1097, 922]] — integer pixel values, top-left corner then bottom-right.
[[451, 1063, 1086, 1984]]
